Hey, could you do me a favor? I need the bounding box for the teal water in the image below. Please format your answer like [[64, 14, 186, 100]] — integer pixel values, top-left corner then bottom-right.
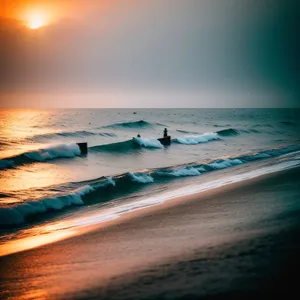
[[0, 108, 299, 232]]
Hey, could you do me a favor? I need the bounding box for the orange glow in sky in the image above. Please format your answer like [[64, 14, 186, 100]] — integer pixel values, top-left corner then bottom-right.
[[21, 2, 61, 30], [25, 9, 49, 29], [1, 0, 114, 30], [1, 0, 63, 29]]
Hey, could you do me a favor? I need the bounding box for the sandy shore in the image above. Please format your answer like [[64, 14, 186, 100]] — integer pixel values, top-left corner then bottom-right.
[[1, 166, 300, 299]]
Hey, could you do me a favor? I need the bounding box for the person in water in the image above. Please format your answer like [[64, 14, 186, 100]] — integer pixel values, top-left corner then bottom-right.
[[163, 128, 168, 137], [137, 133, 141, 137]]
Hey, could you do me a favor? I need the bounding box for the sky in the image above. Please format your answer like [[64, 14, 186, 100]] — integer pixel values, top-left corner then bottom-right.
[[0, 0, 299, 107]]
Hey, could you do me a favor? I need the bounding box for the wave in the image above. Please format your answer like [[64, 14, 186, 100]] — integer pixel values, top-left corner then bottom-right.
[[0, 186, 93, 227], [216, 128, 240, 136], [0, 128, 240, 169], [173, 128, 247, 145], [2, 143, 299, 228], [0, 159, 14, 170], [0, 143, 81, 170], [103, 120, 160, 129], [172, 133, 219, 145], [176, 129, 199, 134], [90, 140, 137, 153], [206, 158, 243, 170], [155, 166, 202, 177], [174, 127, 262, 144], [129, 172, 154, 183], [0, 126, 260, 170], [31, 130, 116, 141], [133, 137, 163, 148], [90, 137, 163, 153], [217, 127, 261, 136]]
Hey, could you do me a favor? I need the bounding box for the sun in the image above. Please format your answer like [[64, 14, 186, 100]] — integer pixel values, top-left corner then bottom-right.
[[24, 10, 50, 30], [28, 16, 45, 29]]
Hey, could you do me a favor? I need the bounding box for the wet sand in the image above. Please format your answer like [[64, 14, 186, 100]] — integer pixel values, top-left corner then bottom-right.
[[1, 166, 300, 299]]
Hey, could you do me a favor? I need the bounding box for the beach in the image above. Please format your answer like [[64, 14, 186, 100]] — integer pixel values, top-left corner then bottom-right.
[[1, 0, 299, 297], [1, 164, 300, 299], [1, 108, 300, 299]]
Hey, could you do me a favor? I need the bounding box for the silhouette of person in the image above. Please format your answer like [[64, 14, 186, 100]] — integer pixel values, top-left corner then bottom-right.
[[137, 133, 141, 137], [163, 128, 168, 137]]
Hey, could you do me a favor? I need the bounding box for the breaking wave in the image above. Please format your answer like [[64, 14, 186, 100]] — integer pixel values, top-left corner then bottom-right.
[[0, 186, 93, 227], [0, 143, 81, 170], [1, 143, 299, 228], [133, 137, 163, 148], [173, 127, 259, 145], [0, 127, 262, 169], [173, 133, 219, 145], [90, 137, 163, 153]]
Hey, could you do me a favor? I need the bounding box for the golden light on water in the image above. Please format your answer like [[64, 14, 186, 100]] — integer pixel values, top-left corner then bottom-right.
[[0, 109, 51, 153], [0, 109, 77, 195], [0, 230, 73, 257]]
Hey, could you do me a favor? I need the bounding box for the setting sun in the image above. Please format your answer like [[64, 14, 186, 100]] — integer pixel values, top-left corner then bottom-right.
[[27, 16, 45, 29], [26, 11, 48, 29]]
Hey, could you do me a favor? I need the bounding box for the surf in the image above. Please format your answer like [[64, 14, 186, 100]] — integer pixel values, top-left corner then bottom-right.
[[0, 143, 82, 170], [1, 142, 299, 229], [90, 137, 163, 153]]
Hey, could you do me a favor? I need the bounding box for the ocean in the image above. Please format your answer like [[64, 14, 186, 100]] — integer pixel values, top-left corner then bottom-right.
[[0, 108, 300, 251], [1, 108, 300, 299]]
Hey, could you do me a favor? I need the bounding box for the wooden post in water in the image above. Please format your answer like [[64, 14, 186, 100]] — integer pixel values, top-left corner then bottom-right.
[[77, 142, 88, 155], [157, 136, 171, 146]]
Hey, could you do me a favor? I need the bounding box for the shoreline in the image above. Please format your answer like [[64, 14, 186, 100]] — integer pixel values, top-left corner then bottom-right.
[[0, 160, 299, 258], [1, 164, 300, 299]]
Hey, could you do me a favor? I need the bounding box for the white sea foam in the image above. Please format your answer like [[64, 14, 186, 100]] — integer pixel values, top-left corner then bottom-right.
[[208, 159, 243, 169], [113, 159, 300, 217], [134, 137, 164, 148], [173, 133, 219, 145], [252, 153, 271, 159], [0, 185, 94, 227], [195, 166, 206, 172], [24, 143, 81, 161], [1, 158, 299, 257], [71, 159, 300, 232], [129, 172, 154, 183], [167, 167, 201, 177]]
